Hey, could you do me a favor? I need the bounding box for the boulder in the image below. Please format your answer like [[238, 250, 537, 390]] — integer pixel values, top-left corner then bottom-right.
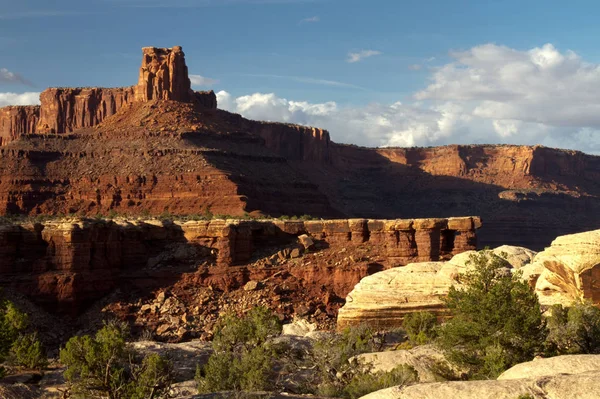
[[492, 245, 536, 268], [298, 234, 315, 250], [243, 280, 260, 291], [282, 318, 317, 337]]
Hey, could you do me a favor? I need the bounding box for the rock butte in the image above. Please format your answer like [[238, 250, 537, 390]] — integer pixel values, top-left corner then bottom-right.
[[0, 46, 598, 251]]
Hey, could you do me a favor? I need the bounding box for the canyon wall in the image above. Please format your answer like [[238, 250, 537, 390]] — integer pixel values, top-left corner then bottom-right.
[[0, 216, 479, 314]]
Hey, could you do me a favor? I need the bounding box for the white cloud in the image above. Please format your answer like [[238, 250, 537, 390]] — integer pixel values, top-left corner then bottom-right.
[[215, 43, 600, 153], [0, 68, 32, 85], [189, 74, 219, 87], [0, 92, 40, 107], [347, 50, 382, 63], [408, 64, 422, 71], [299, 15, 319, 24]]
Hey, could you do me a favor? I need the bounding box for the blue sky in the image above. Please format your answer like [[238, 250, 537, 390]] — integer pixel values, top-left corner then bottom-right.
[[3, 0, 600, 152]]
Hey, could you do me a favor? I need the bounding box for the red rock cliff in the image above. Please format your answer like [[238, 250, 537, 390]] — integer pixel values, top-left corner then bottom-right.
[[36, 87, 135, 134], [0, 106, 40, 145]]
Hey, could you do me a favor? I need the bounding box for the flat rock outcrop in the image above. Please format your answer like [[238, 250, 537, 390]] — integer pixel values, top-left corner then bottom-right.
[[498, 354, 600, 380], [360, 372, 600, 399], [337, 245, 534, 329], [360, 354, 600, 399]]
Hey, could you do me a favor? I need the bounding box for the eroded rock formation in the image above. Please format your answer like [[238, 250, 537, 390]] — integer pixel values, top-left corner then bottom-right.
[[0, 216, 479, 315], [534, 229, 600, 306], [135, 46, 192, 103]]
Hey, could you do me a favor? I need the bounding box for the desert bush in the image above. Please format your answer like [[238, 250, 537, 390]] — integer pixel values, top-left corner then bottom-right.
[[60, 321, 173, 399], [311, 324, 386, 397], [437, 250, 547, 379], [10, 332, 47, 370], [545, 301, 600, 355], [403, 311, 438, 345], [196, 306, 282, 393]]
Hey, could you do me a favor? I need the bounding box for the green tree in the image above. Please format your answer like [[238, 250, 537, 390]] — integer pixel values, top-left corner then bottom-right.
[[0, 298, 44, 376], [546, 302, 600, 355], [437, 250, 547, 379], [60, 322, 173, 399], [196, 306, 282, 393]]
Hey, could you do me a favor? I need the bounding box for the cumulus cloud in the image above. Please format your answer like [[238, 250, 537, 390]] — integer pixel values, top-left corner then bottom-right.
[[0, 92, 40, 107], [216, 43, 600, 153], [216, 91, 462, 147], [0, 68, 33, 86], [347, 50, 381, 63], [189, 74, 219, 87]]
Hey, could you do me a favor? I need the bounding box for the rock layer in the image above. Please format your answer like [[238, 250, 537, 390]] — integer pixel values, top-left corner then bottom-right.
[[0, 216, 479, 315]]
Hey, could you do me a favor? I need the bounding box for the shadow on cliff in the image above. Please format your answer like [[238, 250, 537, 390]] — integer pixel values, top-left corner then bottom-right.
[[291, 145, 600, 251], [181, 129, 341, 218]]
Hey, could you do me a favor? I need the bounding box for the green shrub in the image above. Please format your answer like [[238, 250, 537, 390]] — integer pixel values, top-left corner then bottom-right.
[[344, 364, 417, 399], [403, 311, 438, 345], [0, 298, 32, 377], [545, 302, 600, 355], [196, 306, 282, 393], [437, 250, 547, 379], [10, 333, 47, 370], [312, 325, 383, 397], [60, 322, 173, 399]]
